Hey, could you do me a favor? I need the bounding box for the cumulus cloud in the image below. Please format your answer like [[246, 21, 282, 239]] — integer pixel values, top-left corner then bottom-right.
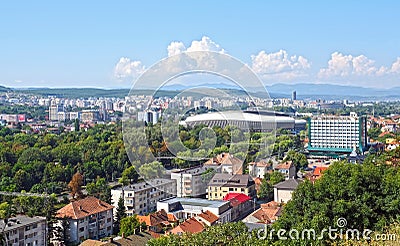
[[390, 58, 400, 74], [114, 57, 145, 80], [318, 52, 383, 78], [167, 36, 225, 56], [250, 50, 311, 81]]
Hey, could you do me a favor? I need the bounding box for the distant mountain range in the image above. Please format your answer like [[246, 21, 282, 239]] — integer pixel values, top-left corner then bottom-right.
[[3, 83, 400, 100]]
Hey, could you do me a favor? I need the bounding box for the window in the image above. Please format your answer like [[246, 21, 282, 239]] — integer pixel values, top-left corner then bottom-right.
[[79, 227, 85, 232]]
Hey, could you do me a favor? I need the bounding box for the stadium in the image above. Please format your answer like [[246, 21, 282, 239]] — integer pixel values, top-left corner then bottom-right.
[[182, 110, 306, 132]]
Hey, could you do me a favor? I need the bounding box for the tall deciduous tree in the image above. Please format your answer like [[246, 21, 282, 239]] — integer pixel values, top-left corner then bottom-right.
[[68, 172, 84, 199]]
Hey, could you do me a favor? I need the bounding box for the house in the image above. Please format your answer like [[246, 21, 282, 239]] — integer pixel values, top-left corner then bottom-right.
[[207, 173, 256, 200], [137, 209, 178, 234], [273, 179, 302, 203], [248, 161, 272, 178], [157, 197, 232, 224], [80, 232, 152, 246], [223, 193, 253, 221], [0, 215, 47, 246], [307, 166, 328, 183], [204, 153, 243, 174], [195, 210, 219, 226], [56, 196, 114, 244], [243, 201, 282, 224], [170, 166, 211, 198], [111, 179, 176, 216], [274, 161, 296, 179], [169, 217, 205, 235]]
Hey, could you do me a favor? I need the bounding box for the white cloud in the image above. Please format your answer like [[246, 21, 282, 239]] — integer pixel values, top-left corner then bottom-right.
[[114, 57, 145, 80], [167, 41, 186, 57], [250, 50, 311, 81], [167, 36, 225, 56], [318, 52, 382, 78], [390, 58, 400, 74]]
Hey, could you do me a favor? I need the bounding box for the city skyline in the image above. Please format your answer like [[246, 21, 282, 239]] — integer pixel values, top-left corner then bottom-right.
[[1, 1, 400, 89]]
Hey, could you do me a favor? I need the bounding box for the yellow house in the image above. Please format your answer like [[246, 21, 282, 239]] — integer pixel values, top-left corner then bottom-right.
[[207, 173, 256, 200]]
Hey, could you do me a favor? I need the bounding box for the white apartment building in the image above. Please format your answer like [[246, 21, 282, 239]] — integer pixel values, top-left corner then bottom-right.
[[111, 179, 176, 216], [56, 197, 114, 245], [308, 112, 367, 154], [157, 197, 232, 224], [0, 215, 47, 246], [170, 166, 210, 197]]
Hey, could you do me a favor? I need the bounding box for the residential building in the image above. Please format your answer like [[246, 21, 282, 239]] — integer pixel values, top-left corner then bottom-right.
[[204, 153, 243, 175], [111, 179, 176, 216], [137, 209, 178, 234], [0, 215, 47, 246], [169, 217, 205, 235], [243, 201, 282, 224], [157, 197, 232, 223], [49, 104, 63, 121], [137, 110, 160, 124], [248, 161, 272, 178], [307, 112, 367, 155], [223, 193, 253, 221], [195, 210, 219, 226], [81, 110, 100, 123], [274, 161, 296, 179], [56, 197, 114, 245], [170, 166, 210, 198], [273, 179, 302, 203], [207, 173, 256, 200]]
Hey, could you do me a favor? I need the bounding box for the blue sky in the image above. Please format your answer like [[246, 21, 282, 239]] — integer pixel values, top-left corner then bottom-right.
[[1, 1, 400, 88]]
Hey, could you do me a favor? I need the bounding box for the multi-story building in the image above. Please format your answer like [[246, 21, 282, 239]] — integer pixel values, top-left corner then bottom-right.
[[207, 173, 256, 200], [248, 161, 272, 178], [171, 166, 212, 198], [204, 153, 243, 175], [307, 112, 367, 155], [80, 110, 100, 123], [0, 215, 47, 246], [111, 179, 176, 216], [274, 161, 296, 179], [137, 110, 160, 124], [49, 104, 64, 121], [56, 196, 114, 244], [157, 197, 232, 223], [69, 112, 81, 121]]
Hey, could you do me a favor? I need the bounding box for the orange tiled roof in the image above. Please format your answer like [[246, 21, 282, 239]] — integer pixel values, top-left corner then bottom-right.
[[248, 161, 271, 167], [197, 210, 219, 224], [275, 161, 293, 170], [253, 201, 282, 224], [170, 217, 204, 235], [56, 196, 113, 220], [137, 209, 177, 227], [313, 167, 328, 177]]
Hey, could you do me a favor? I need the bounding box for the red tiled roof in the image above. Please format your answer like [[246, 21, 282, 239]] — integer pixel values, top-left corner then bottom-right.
[[197, 210, 218, 224], [170, 217, 204, 235], [223, 193, 251, 207], [56, 196, 113, 220]]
